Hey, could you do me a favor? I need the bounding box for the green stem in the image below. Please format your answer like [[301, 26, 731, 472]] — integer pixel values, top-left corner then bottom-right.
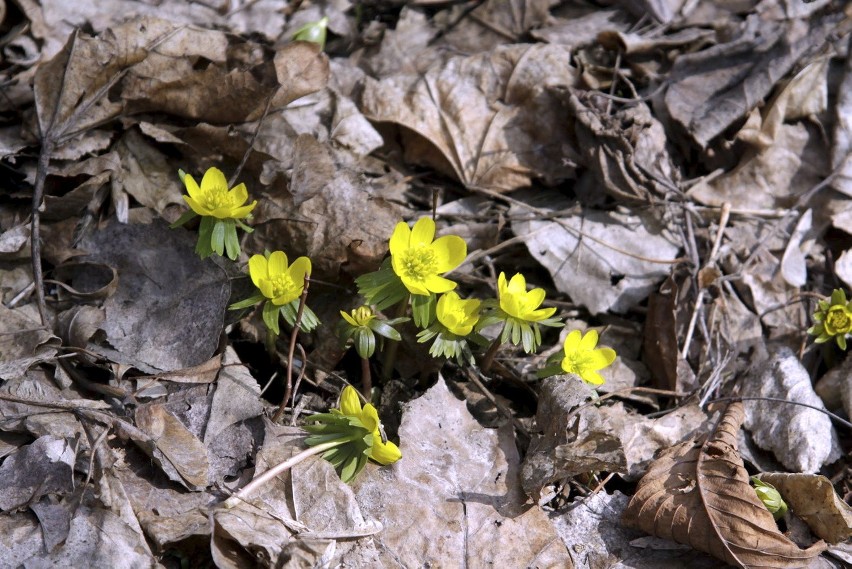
[[479, 324, 506, 374], [380, 294, 409, 381], [361, 356, 372, 401], [264, 327, 277, 362], [223, 439, 343, 509]]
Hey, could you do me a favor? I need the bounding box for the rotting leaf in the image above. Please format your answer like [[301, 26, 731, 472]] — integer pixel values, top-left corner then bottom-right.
[[135, 403, 210, 490], [360, 43, 579, 192], [0, 303, 59, 381], [756, 473, 852, 545], [352, 376, 573, 567], [622, 402, 827, 568]]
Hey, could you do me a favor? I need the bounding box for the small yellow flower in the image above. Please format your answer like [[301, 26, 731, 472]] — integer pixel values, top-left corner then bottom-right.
[[560, 330, 616, 386], [248, 251, 311, 306], [338, 386, 401, 465], [498, 272, 557, 322], [809, 289, 852, 350], [341, 306, 376, 328], [182, 167, 257, 220], [436, 292, 481, 336], [389, 217, 466, 296]]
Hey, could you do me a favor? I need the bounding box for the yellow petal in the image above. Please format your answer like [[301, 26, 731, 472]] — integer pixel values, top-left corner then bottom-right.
[[248, 255, 268, 289], [230, 200, 257, 219], [339, 386, 362, 416], [580, 370, 605, 386], [563, 329, 582, 353], [423, 274, 456, 294], [389, 221, 411, 257], [371, 436, 402, 465], [229, 182, 248, 206], [497, 272, 508, 296], [341, 310, 359, 327], [409, 217, 435, 248], [183, 174, 201, 200], [267, 251, 289, 276], [289, 256, 312, 285], [507, 273, 527, 295], [430, 235, 467, 272], [399, 275, 430, 296], [579, 330, 599, 351], [526, 288, 546, 311], [589, 347, 617, 369], [201, 167, 227, 193], [526, 306, 557, 322], [183, 195, 210, 216], [360, 404, 380, 432]]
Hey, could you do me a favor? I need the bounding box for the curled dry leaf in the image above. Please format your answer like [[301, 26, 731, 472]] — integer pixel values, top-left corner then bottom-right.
[[757, 473, 852, 545], [622, 402, 826, 568]]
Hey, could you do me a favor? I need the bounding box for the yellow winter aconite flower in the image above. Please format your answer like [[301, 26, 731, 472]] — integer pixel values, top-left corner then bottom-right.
[[389, 217, 466, 296], [338, 386, 402, 465], [304, 386, 401, 482], [248, 251, 311, 306], [809, 288, 852, 350], [436, 292, 481, 337], [498, 272, 557, 322], [341, 306, 376, 328], [182, 167, 256, 220], [560, 329, 616, 386]]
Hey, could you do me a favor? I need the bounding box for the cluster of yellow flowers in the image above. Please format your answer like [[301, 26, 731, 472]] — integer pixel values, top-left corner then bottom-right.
[[174, 167, 619, 481]]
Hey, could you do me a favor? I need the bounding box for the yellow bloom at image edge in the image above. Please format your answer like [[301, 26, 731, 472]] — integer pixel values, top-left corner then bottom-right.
[[183, 167, 257, 219], [561, 329, 616, 386], [339, 387, 401, 465], [248, 251, 311, 306]]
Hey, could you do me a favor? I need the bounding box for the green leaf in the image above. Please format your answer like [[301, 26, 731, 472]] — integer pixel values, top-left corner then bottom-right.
[[536, 363, 564, 378], [223, 220, 240, 260], [299, 304, 321, 332], [262, 301, 280, 335], [178, 169, 187, 182], [368, 319, 402, 341], [411, 293, 436, 328], [169, 209, 197, 229], [356, 329, 376, 359], [211, 220, 226, 256], [196, 216, 215, 259], [229, 293, 264, 310]]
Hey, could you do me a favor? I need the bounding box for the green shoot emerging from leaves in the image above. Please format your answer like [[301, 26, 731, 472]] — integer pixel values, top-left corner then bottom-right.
[[293, 16, 329, 50], [751, 477, 788, 521], [171, 167, 256, 260], [229, 251, 319, 335], [808, 288, 852, 350], [304, 386, 402, 483]]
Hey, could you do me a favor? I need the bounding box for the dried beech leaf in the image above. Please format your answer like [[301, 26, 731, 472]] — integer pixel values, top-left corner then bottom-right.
[[135, 403, 210, 490], [623, 402, 826, 568]]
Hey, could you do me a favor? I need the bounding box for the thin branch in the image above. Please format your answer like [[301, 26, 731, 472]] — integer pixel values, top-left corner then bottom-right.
[[273, 275, 310, 423]]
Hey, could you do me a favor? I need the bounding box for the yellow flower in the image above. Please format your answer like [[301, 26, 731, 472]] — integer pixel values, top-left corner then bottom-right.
[[809, 289, 852, 350], [182, 167, 257, 220], [498, 272, 557, 322], [341, 306, 376, 328], [436, 292, 481, 336], [248, 251, 311, 306], [389, 217, 466, 296], [338, 386, 401, 465], [560, 330, 616, 386]]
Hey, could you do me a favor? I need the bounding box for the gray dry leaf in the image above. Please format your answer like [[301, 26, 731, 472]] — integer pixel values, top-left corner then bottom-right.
[[360, 43, 579, 192], [742, 348, 842, 473], [623, 402, 827, 568], [511, 190, 680, 315], [203, 347, 263, 445], [352, 376, 573, 568], [0, 303, 59, 381], [79, 218, 229, 373], [135, 403, 210, 490], [757, 473, 852, 545], [522, 375, 627, 502], [0, 435, 75, 512]]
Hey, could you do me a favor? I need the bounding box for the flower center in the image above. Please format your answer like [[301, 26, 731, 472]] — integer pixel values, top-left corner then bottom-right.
[[562, 351, 595, 375], [353, 306, 375, 326], [200, 186, 230, 209], [826, 306, 852, 334], [269, 273, 299, 299], [400, 246, 437, 282]]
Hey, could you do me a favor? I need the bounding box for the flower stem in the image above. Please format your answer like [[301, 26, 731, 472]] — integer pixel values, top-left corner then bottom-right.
[[361, 356, 372, 401], [273, 275, 310, 423], [380, 295, 409, 382], [222, 439, 343, 509], [479, 324, 505, 373]]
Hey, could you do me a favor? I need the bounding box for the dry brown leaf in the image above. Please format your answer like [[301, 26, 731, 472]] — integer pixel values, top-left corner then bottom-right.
[[361, 43, 579, 192], [757, 473, 852, 545], [643, 273, 697, 392], [135, 403, 210, 490], [623, 402, 827, 568]]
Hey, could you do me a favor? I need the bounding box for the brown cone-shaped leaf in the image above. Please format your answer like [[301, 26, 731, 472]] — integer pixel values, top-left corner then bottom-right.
[[622, 402, 826, 568]]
